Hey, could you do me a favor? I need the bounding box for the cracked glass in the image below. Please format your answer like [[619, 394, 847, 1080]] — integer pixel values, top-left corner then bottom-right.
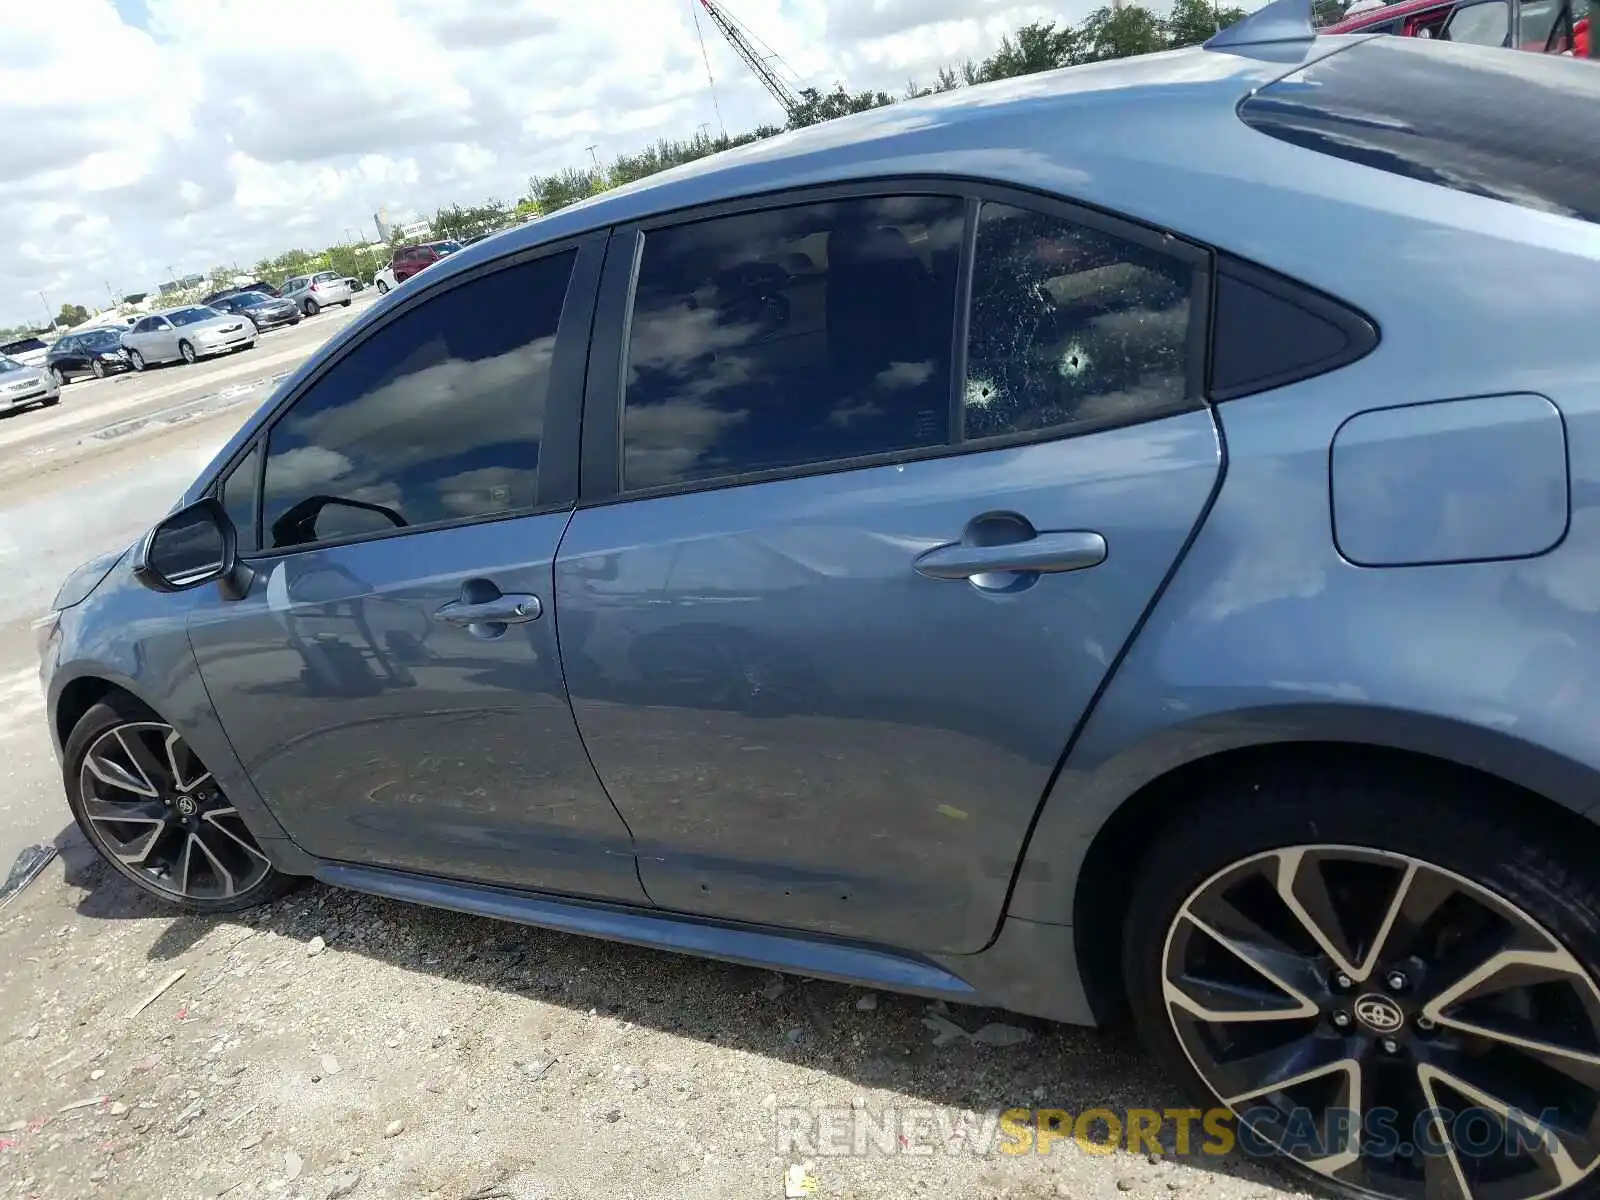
[[963, 202, 1195, 442]]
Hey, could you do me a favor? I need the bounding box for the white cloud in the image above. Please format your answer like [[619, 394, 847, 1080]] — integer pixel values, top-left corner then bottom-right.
[[0, 0, 1100, 326]]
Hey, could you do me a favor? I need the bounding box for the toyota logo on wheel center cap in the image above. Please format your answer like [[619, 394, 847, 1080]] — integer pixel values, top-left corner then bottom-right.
[[175, 795, 198, 817], [1354, 994, 1405, 1034]]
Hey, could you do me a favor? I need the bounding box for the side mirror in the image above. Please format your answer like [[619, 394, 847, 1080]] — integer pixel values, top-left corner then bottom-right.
[[133, 498, 253, 598]]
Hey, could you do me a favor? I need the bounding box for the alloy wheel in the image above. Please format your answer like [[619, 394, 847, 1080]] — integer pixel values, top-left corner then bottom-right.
[[91, 359, 106, 378], [1162, 845, 1600, 1200], [180, 340, 196, 364], [129, 350, 144, 371], [78, 721, 274, 902], [49, 366, 65, 385]]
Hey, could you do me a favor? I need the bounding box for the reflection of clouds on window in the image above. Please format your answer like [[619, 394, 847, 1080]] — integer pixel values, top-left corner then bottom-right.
[[963, 202, 1193, 442], [261, 252, 575, 549], [621, 196, 964, 491]]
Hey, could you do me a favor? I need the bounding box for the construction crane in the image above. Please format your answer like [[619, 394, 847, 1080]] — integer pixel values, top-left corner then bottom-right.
[[695, 0, 804, 121]]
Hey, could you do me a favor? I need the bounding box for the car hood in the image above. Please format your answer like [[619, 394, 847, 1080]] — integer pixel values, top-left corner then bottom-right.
[[186, 316, 250, 334], [51, 544, 131, 612], [0, 365, 48, 389]]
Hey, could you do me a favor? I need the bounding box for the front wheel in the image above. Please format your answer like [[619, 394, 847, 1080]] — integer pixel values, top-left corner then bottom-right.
[[64, 696, 298, 913], [1124, 767, 1600, 1200], [179, 340, 196, 364], [341, 298, 352, 307], [128, 349, 145, 372], [91, 358, 106, 379], [376, 280, 389, 295]]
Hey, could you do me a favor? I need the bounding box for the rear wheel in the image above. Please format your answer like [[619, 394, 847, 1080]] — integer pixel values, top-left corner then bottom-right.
[[49, 366, 66, 385], [303, 298, 320, 317], [65, 696, 297, 913], [179, 340, 196, 364], [1124, 767, 1600, 1200]]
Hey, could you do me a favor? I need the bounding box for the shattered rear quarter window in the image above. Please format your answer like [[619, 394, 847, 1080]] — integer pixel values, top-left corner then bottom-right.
[[963, 202, 1196, 441]]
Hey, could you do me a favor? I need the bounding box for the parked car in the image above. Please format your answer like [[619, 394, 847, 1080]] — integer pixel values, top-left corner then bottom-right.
[[0, 353, 59, 410], [119, 305, 256, 370], [390, 239, 462, 283], [344, 277, 365, 293], [1322, 0, 1589, 50], [44, 328, 131, 383], [39, 20, 1600, 1200], [0, 336, 51, 369], [202, 281, 282, 306], [279, 271, 354, 316], [211, 291, 302, 331], [372, 264, 398, 294]]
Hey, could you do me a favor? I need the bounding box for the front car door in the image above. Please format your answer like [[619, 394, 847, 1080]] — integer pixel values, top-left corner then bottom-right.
[[185, 235, 646, 902], [554, 184, 1222, 954]]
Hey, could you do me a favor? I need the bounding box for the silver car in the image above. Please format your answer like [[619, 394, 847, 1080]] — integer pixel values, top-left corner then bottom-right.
[[279, 271, 354, 316], [0, 352, 60, 411], [119, 305, 257, 371]]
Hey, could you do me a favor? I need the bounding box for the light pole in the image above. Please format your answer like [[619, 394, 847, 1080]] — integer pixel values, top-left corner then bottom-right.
[[585, 144, 600, 170], [38, 291, 54, 331]]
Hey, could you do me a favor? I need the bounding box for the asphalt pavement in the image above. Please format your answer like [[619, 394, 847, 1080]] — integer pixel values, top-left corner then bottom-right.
[[0, 291, 380, 877]]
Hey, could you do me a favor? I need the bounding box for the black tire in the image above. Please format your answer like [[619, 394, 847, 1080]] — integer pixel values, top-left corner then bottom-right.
[[42, 395, 60, 407], [376, 280, 389, 295], [303, 299, 320, 317], [178, 339, 196, 364], [1123, 764, 1600, 1200], [129, 349, 145, 372], [49, 366, 66, 386], [64, 694, 299, 914], [91, 358, 106, 379], [342, 298, 352, 307]]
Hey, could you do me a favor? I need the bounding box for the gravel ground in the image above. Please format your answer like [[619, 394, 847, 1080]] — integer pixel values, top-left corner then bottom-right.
[[0, 832, 1315, 1200]]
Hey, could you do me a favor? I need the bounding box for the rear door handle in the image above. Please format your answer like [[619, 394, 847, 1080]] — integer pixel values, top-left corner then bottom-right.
[[913, 531, 1107, 581], [435, 594, 543, 625]]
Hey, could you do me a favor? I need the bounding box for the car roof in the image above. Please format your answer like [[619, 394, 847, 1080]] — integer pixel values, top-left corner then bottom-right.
[[1322, 0, 1443, 32]]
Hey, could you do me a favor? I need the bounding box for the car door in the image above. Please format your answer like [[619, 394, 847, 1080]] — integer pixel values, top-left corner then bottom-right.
[[554, 186, 1222, 955], [51, 337, 80, 377], [185, 235, 647, 901], [149, 315, 178, 360]]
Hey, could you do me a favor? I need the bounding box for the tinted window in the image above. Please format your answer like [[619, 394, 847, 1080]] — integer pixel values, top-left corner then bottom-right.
[[621, 196, 964, 491], [1239, 38, 1600, 226], [963, 202, 1199, 441], [221, 443, 262, 549], [1443, 0, 1510, 43], [260, 251, 575, 550], [170, 308, 215, 326]]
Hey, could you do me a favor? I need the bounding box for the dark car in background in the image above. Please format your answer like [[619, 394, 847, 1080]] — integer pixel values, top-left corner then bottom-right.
[[45, 328, 131, 383], [211, 291, 302, 331], [202, 281, 282, 306]]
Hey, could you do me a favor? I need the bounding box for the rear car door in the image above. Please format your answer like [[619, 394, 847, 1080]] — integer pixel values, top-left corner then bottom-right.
[[185, 235, 647, 901], [554, 185, 1222, 954]]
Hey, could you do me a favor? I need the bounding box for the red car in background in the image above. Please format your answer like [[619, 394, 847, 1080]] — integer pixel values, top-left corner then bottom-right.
[[390, 239, 463, 284], [1322, 0, 1589, 53]]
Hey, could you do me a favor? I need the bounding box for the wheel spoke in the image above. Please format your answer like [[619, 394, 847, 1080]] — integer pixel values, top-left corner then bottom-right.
[[82, 796, 167, 827], [115, 727, 172, 795], [1166, 911, 1320, 1022], [200, 809, 272, 864], [1419, 1062, 1587, 1197], [1276, 848, 1416, 984], [188, 833, 237, 898], [164, 728, 211, 794], [1234, 1057, 1364, 1174], [85, 744, 158, 798]]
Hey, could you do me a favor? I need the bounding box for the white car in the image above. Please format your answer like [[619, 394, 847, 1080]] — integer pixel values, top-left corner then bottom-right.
[[0, 336, 51, 369], [372, 265, 398, 295], [0, 353, 60, 410], [119, 305, 256, 370]]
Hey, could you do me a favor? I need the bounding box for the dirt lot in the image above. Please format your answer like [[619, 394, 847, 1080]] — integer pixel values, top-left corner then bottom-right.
[[0, 835, 1313, 1200]]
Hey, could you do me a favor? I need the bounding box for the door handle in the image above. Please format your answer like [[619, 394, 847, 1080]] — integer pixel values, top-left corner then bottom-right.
[[435, 593, 542, 625], [913, 531, 1107, 581]]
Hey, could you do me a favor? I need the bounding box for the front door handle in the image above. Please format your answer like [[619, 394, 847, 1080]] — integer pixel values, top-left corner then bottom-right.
[[913, 531, 1108, 581], [435, 593, 543, 625]]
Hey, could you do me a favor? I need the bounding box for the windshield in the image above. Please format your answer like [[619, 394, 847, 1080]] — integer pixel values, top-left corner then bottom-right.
[[233, 292, 271, 306], [0, 338, 47, 354], [430, 241, 462, 255], [0, 355, 25, 374], [169, 307, 221, 326], [85, 331, 122, 347]]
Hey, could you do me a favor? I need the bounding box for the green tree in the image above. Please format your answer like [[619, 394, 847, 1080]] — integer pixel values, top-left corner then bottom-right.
[[528, 166, 603, 214], [786, 84, 895, 130], [56, 303, 90, 327], [975, 21, 1079, 81], [433, 200, 509, 242], [1074, 4, 1171, 62], [1166, 0, 1250, 45]]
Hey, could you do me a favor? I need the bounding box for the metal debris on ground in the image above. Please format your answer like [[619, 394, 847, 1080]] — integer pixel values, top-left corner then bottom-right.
[[0, 844, 56, 911]]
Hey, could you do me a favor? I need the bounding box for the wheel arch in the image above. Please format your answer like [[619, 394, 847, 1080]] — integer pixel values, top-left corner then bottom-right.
[[1007, 703, 1600, 1024]]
